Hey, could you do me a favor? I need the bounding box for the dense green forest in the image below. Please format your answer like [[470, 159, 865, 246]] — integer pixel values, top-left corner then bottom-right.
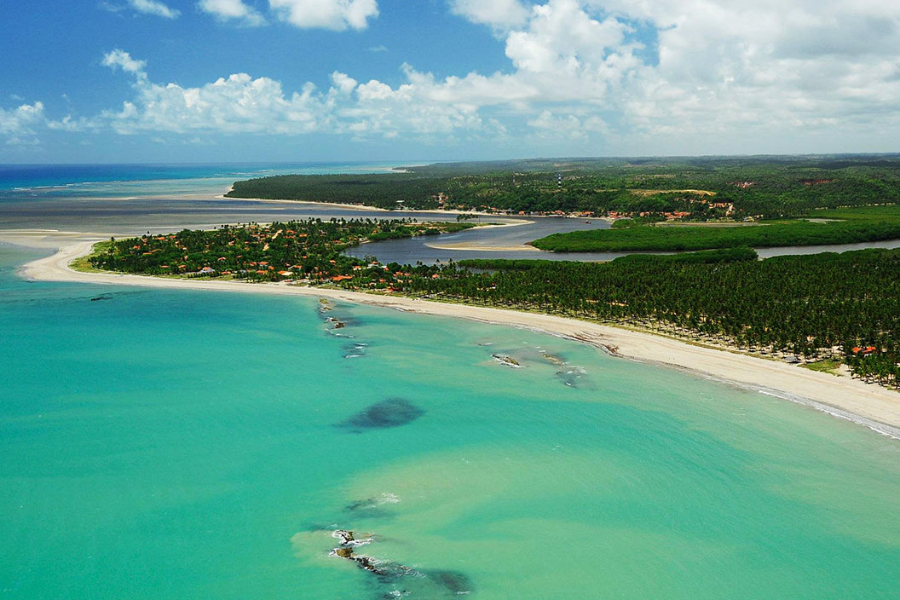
[[457, 247, 759, 269], [419, 249, 900, 387], [88, 219, 472, 282], [226, 155, 900, 222], [90, 221, 900, 388]]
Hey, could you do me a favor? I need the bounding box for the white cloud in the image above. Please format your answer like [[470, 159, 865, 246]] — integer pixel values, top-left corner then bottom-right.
[[527, 109, 609, 144], [268, 0, 378, 31], [101, 69, 336, 134], [98, 1, 126, 14], [587, 0, 900, 141], [127, 0, 180, 18], [449, 0, 530, 29], [41, 1, 900, 153], [101, 49, 148, 80], [0, 99, 97, 146], [0, 102, 45, 136], [96, 50, 490, 139], [0, 101, 50, 147], [442, 0, 900, 146], [331, 72, 358, 94], [393, 0, 641, 110], [198, 0, 266, 26]]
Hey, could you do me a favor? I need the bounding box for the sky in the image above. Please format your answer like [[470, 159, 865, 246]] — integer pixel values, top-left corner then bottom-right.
[[1, 0, 899, 163]]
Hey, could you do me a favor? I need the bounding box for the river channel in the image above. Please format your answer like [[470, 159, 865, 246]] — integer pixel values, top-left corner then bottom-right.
[[345, 214, 900, 264], [3, 196, 899, 264]]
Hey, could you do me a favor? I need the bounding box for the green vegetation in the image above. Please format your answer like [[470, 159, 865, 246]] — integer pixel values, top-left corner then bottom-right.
[[226, 155, 900, 222], [456, 258, 575, 270], [90, 219, 900, 387], [227, 173, 455, 211], [610, 247, 758, 264], [226, 156, 900, 254], [420, 248, 900, 387], [532, 207, 900, 252], [89, 219, 471, 284], [457, 247, 758, 269], [802, 358, 843, 375], [71, 241, 112, 272]]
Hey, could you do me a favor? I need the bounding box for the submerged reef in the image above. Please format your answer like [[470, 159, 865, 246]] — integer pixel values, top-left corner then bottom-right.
[[337, 398, 425, 431], [343, 341, 369, 359], [491, 354, 521, 368], [330, 529, 473, 598]]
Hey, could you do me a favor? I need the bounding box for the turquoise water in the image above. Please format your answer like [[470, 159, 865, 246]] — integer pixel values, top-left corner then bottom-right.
[[0, 162, 410, 201], [1, 244, 899, 599]]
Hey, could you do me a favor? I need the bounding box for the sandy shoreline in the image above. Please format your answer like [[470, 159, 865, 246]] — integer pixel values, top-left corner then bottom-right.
[[215, 194, 507, 219], [15, 239, 900, 439], [425, 242, 542, 252]]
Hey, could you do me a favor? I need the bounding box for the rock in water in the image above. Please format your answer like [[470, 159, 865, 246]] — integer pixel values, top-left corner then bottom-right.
[[492, 354, 521, 368], [326, 526, 474, 597], [318, 298, 335, 313], [337, 398, 425, 431], [541, 352, 566, 366], [333, 529, 355, 545]]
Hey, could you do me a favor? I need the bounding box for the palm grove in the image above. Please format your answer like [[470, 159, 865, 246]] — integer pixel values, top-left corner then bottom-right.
[[89, 218, 900, 388]]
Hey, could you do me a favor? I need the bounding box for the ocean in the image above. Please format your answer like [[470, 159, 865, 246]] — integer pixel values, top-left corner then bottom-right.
[[0, 166, 898, 599], [0, 162, 408, 200]]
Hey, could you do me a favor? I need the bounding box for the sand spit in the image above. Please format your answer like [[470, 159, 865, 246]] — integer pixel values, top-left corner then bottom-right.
[[18, 240, 900, 438]]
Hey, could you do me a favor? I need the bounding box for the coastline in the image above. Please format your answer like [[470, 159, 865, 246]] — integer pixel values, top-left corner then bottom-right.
[[425, 242, 542, 252], [18, 240, 900, 439], [215, 194, 506, 219]]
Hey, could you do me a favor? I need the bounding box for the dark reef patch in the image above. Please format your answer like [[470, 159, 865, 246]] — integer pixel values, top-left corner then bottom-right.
[[337, 398, 424, 431], [343, 342, 369, 359], [344, 494, 399, 519], [425, 570, 474, 595]]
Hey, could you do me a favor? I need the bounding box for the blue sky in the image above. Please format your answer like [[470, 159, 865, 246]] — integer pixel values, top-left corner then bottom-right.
[[2, 0, 899, 163]]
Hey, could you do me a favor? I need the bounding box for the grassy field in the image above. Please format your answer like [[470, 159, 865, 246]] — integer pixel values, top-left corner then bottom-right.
[[802, 358, 843, 375], [70, 241, 111, 273]]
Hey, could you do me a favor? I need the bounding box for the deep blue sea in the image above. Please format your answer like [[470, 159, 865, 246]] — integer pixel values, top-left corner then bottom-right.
[[0, 162, 408, 201]]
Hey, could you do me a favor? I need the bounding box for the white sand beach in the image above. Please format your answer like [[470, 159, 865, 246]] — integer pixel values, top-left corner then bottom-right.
[[18, 239, 900, 438], [424, 243, 543, 252]]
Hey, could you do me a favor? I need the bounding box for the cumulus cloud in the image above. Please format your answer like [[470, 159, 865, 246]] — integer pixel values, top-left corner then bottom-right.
[[449, 0, 530, 29], [443, 0, 900, 146], [37, 1, 900, 153], [198, 0, 266, 26], [101, 49, 148, 80], [268, 0, 378, 31], [95, 49, 492, 139], [127, 0, 180, 18], [0, 100, 97, 146], [597, 0, 900, 141], [0, 101, 60, 147], [331, 72, 358, 94], [100, 52, 336, 134], [0, 102, 45, 140]]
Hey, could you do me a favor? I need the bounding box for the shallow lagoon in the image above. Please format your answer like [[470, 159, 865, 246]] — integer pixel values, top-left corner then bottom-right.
[[1, 244, 899, 599]]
